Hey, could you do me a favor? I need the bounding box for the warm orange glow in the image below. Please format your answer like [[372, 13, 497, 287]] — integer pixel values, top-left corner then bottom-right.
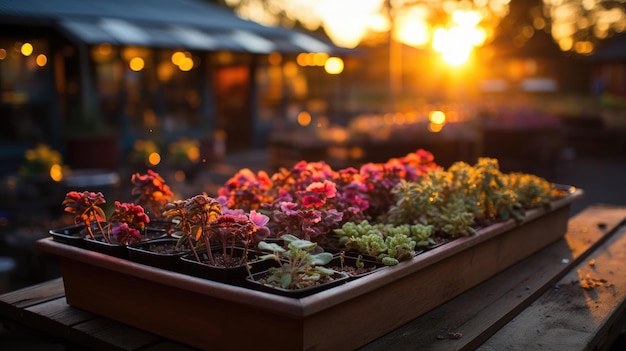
[[304, 53, 315, 66], [187, 146, 200, 162], [313, 52, 329, 66], [297, 52, 330, 67], [171, 51, 186, 65], [129, 57, 145, 71], [49, 164, 63, 182], [283, 61, 298, 78], [158, 61, 175, 81], [324, 57, 344, 74], [296, 52, 308, 66], [394, 6, 430, 47], [21, 42, 33, 56], [317, 0, 382, 48], [36, 54, 47, 67], [98, 43, 112, 56], [92, 44, 114, 63], [224, 1, 512, 51], [0, 48, 6, 60], [350, 147, 364, 160], [148, 152, 161, 166], [268, 52, 282, 65], [428, 122, 444, 133], [574, 40, 594, 54], [174, 170, 186, 182], [429, 110, 446, 124], [432, 10, 486, 66], [297, 111, 312, 126], [178, 57, 194, 71]]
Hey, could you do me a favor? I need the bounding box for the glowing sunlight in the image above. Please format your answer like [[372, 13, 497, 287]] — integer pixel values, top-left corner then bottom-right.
[[432, 10, 487, 67]]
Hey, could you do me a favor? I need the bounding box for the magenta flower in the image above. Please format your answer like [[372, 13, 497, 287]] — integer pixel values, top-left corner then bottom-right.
[[250, 210, 269, 227], [111, 222, 141, 245]]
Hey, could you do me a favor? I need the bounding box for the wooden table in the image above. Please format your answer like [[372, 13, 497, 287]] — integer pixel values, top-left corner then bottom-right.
[[2, 205, 626, 350]]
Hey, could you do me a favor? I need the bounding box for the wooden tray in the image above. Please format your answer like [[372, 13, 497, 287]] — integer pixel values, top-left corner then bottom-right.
[[36, 187, 583, 350]]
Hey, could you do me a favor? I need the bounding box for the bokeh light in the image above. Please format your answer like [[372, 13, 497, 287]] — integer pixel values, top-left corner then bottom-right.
[[36, 54, 47, 67], [49, 164, 63, 182], [129, 57, 145, 71], [297, 111, 312, 126], [324, 57, 344, 74], [148, 152, 161, 166], [21, 42, 33, 56]]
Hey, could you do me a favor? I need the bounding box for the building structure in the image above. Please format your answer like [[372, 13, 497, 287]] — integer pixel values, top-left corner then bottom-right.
[[0, 0, 349, 174]]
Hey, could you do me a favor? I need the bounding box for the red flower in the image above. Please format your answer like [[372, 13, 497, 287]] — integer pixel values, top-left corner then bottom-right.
[[306, 180, 337, 198], [110, 201, 150, 231], [131, 170, 173, 218], [112, 223, 141, 245]]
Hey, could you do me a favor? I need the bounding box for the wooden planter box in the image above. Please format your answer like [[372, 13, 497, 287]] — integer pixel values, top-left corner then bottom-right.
[[36, 187, 582, 350]]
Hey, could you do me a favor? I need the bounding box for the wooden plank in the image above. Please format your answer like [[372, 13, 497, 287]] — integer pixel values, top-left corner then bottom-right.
[[0, 278, 165, 350], [73, 317, 162, 350], [25, 296, 95, 326], [0, 277, 65, 308], [478, 209, 626, 350], [360, 205, 626, 351], [142, 341, 201, 351]]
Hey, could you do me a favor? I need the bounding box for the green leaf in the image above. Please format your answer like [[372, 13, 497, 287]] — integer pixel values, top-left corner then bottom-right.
[[381, 256, 399, 266], [259, 254, 277, 261], [280, 273, 292, 288], [311, 252, 333, 265], [258, 241, 285, 252], [175, 233, 187, 247], [290, 239, 316, 250], [280, 234, 299, 243], [314, 266, 335, 275]]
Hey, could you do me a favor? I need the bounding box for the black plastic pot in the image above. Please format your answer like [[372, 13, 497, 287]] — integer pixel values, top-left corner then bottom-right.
[[181, 247, 276, 285], [127, 237, 190, 271], [246, 270, 350, 298]]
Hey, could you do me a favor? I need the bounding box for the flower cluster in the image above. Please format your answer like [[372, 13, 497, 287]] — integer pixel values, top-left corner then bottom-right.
[[108, 201, 151, 245], [131, 170, 174, 218], [163, 193, 270, 266], [217, 149, 439, 241], [62, 191, 150, 245], [359, 149, 440, 220], [217, 168, 272, 211], [268, 180, 345, 241]]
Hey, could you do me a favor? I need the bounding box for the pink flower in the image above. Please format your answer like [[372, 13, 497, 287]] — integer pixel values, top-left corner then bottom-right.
[[249, 210, 270, 243], [279, 202, 298, 216], [250, 210, 269, 227], [306, 180, 337, 198]]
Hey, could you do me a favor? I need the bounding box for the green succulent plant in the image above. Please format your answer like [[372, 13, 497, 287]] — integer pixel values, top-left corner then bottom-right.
[[257, 234, 335, 289]]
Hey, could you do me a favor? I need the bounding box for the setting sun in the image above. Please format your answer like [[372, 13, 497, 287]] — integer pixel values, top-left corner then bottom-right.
[[432, 10, 487, 67]]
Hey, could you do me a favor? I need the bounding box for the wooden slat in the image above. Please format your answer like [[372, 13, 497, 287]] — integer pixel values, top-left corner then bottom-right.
[[0, 277, 65, 308], [360, 205, 626, 351], [478, 210, 626, 350], [25, 296, 95, 326], [142, 341, 201, 351], [0, 279, 175, 350], [72, 317, 162, 350]]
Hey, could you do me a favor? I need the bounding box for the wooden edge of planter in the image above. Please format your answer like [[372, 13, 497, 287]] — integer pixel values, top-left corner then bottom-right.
[[35, 186, 584, 319]]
